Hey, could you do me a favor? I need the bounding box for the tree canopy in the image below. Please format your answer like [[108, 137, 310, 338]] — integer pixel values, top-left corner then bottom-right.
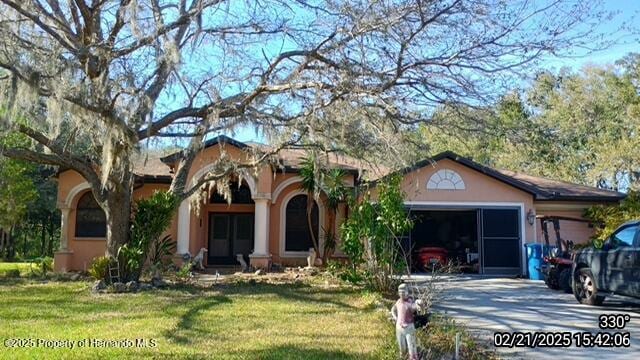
[[0, 0, 621, 255], [0, 135, 38, 230], [423, 53, 640, 191]]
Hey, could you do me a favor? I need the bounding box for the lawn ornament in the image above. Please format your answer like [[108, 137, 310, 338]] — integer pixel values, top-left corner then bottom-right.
[[192, 248, 207, 270], [391, 283, 423, 360], [307, 248, 320, 268], [237, 254, 249, 272]]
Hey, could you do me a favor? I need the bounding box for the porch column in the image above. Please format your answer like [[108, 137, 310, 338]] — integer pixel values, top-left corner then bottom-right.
[[59, 207, 70, 251], [250, 194, 271, 268], [176, 199, 190, 255], [54, 207, 73, 273], [333, 203, 346, 256]]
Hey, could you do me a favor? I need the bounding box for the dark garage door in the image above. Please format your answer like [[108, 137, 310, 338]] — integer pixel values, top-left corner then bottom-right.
[[481, 208, 521, 274]]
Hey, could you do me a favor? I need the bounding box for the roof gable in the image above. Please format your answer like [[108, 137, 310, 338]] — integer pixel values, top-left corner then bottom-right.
[[380, 151, 625, 202], [160, 135, 247, 164]]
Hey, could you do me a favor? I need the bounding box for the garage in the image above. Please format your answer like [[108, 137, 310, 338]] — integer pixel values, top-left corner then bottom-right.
[[407, 207, 522, 275], [374, 151, 625, 278]]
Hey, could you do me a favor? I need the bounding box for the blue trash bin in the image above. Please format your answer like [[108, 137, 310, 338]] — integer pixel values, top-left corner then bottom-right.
[[524, 243, 544, 280]]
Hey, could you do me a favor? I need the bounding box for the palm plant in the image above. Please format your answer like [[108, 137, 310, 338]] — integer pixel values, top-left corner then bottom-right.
[[299, 156, 348, 264], [299, 154, 322, 261], [321, 168, 347, 260]]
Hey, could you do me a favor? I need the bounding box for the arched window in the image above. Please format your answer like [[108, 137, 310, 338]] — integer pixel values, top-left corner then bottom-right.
[[285, 195, 319, 252], [210, 182, 254, 204], [75, 192, 107, 237], [427, 169, 466, 190]]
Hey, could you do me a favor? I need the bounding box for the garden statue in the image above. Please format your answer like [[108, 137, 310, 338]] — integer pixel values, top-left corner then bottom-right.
[[306, 247, 317, 268], [236, 254, 249, 272], [391, 283, 423, 360], [192, 248, 208, 270]]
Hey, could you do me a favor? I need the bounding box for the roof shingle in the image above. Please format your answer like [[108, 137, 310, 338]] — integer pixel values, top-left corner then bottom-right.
[[136, 137, 626, 202]]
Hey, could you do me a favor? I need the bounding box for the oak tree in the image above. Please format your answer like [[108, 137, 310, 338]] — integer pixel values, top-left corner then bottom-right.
[[0, 0, 615, 256]]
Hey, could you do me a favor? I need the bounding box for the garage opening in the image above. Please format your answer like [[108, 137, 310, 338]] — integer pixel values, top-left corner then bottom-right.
[[408, 210, 480, 273], [406, 207, 522, 275]]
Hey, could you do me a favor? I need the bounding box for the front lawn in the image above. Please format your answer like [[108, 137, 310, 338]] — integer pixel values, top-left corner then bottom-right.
[[0, 262, 32, 277], [0, 278, 396, 360]]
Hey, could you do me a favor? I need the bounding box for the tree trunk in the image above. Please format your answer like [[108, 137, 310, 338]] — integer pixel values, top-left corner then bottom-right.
[[40, 218, 46, 256], [47, 219, 54, 256], [323, 208, 336, 261], [22, 226, 27, 258], [305, 194, 321, 264], [7, 226, 15, 260], [0, 228, 5, 259], [103, 183, 133, 258]]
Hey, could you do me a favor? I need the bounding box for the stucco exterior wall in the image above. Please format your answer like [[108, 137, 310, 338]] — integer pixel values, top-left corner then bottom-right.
[[534, 203, 599, 245], [372, 159, 537, 243], [55, 170, 174, 271], [55, 144, 613, 273]]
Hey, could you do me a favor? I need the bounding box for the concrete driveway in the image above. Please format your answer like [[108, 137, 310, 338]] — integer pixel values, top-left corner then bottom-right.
[[412, 276, 640, 359]]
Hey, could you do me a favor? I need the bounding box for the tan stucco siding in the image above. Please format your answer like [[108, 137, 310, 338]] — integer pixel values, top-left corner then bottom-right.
[[372, 159, 537, 242], [186, 144, 251, 182], [55, 170, 175, 271], [184, 144, 273, 197], [534, 203, 599, 245]]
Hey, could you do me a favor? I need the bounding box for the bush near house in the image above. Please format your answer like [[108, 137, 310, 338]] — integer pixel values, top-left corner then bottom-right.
[[88, 256, 111, 282], [0, 262, 30, 277], [339, 174, 413, 296], [584, 190, 640, 247], [119, 191, 178, 282]]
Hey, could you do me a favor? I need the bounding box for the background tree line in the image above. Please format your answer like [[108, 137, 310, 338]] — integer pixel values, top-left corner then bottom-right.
[[0, 155, 59, 261], [422, 53, 640, 192]]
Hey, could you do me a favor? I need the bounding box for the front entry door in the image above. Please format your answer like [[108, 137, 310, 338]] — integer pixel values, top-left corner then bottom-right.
[[208, 213, 254, 265]]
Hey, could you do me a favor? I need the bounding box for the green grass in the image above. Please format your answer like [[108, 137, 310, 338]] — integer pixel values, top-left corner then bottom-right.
[[0, 279, 396, 360], [417, 314, 496, 360], [0, 262, 32, 277]]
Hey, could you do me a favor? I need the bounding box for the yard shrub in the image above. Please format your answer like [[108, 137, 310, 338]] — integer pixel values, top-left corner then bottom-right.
[[340, 174, 413, 295], [29, 256, 53, 277], [149, 235, 176, 267], [119, 191, 178, 281], [326, 259, 363, 283], [4, 268, 20, 278], [584, 190, 640, 247], [88, 256, 111, 281], [176, 262, 192, 279]]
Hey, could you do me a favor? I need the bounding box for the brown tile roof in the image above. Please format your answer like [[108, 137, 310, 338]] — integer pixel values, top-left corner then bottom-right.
[[158, 135, 387, 180], [496, 169, 625, 201], [142, 137, 627, 202], [133, 153, 172, 177], [378, 151, 625, 202], [266, 147, 389, 180]]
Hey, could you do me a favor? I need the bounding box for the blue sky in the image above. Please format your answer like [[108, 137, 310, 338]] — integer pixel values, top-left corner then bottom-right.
[[182, 1, 640, 145], [540, 1, 639, 70]]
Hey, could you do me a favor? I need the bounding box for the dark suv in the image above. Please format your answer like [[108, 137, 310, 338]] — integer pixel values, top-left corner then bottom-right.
[[572, 220, 640, 305]]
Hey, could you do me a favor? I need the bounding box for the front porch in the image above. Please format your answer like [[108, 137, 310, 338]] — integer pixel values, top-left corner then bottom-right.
[[175, 177, 273, 269]]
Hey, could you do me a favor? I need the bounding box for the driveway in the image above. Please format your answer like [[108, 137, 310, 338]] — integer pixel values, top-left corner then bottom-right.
[[411, 276, 640, 359]]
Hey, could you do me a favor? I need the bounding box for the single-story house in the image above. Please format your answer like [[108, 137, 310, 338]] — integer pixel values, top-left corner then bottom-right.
[[53, 136, 625, 275]]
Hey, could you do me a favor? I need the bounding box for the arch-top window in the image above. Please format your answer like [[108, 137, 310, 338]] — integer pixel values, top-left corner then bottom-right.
[[427, 169, 466, 190], [285, 195, 319, 252], [210, 182, 254, 204], [75, 192, 107, 238]]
